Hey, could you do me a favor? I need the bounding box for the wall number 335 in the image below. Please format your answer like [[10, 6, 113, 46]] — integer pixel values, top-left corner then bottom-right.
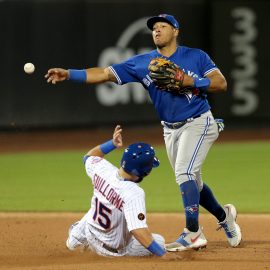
[[230, 7, 259, 116]]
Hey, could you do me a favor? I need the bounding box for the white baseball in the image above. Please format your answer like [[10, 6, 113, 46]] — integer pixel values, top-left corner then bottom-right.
[[24, 63, 35, 74]]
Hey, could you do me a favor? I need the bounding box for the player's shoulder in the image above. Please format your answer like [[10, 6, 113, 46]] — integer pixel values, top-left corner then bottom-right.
[[84, 155, 116, 174], [84, 155, 102, 164], [121, 181, 145, 198], [180, 45, 208, 56], [132, 49, 158, 62], [84, 155, 106, 166]]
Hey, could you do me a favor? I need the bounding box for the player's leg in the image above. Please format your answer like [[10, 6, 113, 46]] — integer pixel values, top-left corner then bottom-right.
[[165, 111, 218, 251], [177, 111, 219, 226], [66, 212, 90, 251], [126, 234, 165, 256], [197, 173, 240, 243], [198, 175, 242, 247], [164, 124, 201, 233], [162, 125, 178, 171], [199, 182, 226, 222], [164, 125, 204, 248], [164, 128, 207, 251], [193, 169, 226, 223], [164, 124, 201, 232], [191, 119, 242, 247]]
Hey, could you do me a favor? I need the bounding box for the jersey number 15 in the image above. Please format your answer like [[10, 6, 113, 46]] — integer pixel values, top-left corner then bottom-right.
[[93, 197, 112, 229]]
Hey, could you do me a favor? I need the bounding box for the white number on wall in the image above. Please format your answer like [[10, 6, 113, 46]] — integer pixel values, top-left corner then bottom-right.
[[230, 7, 258, 115]]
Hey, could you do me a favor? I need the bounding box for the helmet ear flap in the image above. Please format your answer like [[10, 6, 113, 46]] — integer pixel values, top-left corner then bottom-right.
[[153, 157, 160, 168]]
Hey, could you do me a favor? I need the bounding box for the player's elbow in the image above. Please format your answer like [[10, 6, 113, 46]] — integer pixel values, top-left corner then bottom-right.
[[208, 72, 227, 92], [214, 78, 227, 92], [219, 79, 227, 92]]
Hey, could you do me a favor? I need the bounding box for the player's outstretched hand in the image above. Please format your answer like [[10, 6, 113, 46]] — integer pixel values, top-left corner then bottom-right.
[[113, 125, 123, 148], [45, 68, 69, 84]]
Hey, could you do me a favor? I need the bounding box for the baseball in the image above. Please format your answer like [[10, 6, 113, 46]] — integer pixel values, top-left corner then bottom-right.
[[24, 63, 35, 74]]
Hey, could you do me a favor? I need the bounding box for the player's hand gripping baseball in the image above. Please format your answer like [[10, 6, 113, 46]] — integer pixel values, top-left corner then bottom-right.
[[45, 68, 69, 84], [112, 125, 123, 148]]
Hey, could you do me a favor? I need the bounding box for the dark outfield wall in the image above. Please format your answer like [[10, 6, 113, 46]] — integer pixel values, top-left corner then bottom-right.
[[210, 1, 270, 127], [0, 0, 269, 129]]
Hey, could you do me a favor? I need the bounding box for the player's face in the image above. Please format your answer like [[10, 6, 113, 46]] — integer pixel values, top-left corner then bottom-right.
[[152, 22, 178, 48]]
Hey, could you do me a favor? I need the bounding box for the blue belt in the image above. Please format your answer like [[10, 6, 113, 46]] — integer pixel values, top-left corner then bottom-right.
[[162, 115, 201, 129]]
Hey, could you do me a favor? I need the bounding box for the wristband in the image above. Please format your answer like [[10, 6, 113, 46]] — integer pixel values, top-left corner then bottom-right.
[[194, 77, 210, 92], [100, 139, 116, 154], [68, 69, 87, 82], [147, 240, 166, 256]]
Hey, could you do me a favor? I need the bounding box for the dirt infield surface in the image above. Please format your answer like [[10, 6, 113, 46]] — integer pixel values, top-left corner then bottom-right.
[[0, 125, 270, 153], [0, 213, 269, 270]]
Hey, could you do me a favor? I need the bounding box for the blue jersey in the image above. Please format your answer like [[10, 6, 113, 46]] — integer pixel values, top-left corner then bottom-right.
[[110, 46, 218, 122]]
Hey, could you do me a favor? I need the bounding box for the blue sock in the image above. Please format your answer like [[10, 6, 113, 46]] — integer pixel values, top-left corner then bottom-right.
[[199, 183, 226, 222], [180, 180, 200, 232]]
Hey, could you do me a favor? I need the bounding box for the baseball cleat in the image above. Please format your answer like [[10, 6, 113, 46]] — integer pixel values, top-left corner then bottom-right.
[[66, 221, 80, 251], [217, 204, 242, 247], [66, 238, 89, 251], [66, 238, 76, 251], [165, 227, 207, 252]]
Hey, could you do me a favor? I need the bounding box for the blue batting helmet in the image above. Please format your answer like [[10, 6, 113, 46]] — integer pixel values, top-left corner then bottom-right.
[[121, 142, 160, 178]]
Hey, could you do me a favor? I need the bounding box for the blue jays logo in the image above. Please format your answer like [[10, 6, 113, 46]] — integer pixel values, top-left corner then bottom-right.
[[185, 204, 199, 214]]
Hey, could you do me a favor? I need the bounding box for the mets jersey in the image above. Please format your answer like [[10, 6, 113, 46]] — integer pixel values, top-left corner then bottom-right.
[[84, 155, 148, 250], [109, 46, 219, 122]]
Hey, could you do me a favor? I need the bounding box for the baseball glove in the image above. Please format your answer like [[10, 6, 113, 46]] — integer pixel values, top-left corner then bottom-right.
[[148, 57, 185, 93]]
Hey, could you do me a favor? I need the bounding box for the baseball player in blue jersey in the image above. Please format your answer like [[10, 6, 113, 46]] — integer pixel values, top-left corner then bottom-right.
[[45, 14, 242, 251]]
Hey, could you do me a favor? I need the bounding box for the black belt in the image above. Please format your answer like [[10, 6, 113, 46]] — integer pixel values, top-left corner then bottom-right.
[[162, 115, 201, 129], [89, 227, 119, 254], [103, 243, 118, 253]]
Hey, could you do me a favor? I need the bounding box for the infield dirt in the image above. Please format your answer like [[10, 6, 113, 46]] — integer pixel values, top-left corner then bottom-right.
[[0, 213, 269, 270], [0, 125, 270, 153]]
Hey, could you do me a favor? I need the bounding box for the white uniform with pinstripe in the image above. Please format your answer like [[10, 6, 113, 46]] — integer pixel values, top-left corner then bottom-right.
[[66, 156, 165, 257], [163, 110, 219, 191]]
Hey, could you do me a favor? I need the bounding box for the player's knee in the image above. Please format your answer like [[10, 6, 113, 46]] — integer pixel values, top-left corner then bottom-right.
[[196, 180, 204, 191], [175, 173, 196, 185]]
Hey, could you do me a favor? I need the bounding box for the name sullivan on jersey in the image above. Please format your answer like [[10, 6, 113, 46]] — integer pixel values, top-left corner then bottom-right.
[[93, 173, 125, 211]]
